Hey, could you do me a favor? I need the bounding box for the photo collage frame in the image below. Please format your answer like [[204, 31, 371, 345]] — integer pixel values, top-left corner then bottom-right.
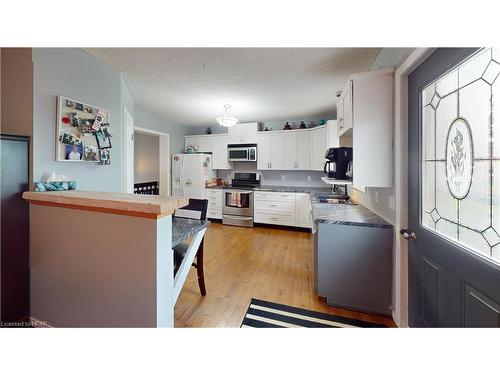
[[56, 96, 112, 165]]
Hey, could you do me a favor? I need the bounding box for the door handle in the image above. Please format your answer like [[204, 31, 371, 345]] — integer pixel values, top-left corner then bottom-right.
[[400, 229, 416, 241]]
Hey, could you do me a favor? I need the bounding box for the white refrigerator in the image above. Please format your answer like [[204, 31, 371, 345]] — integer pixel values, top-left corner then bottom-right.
[[171, 153, 215, 199]]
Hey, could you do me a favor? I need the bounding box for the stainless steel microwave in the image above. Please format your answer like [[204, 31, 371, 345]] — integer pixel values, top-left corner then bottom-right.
[[227, 144, 257, 162]]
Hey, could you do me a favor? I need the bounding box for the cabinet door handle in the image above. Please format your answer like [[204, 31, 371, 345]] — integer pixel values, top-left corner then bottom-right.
[[270, 204, 277, 207]]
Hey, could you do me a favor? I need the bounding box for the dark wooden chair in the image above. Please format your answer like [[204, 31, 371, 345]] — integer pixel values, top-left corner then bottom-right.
[[173, 198, 208, 296]]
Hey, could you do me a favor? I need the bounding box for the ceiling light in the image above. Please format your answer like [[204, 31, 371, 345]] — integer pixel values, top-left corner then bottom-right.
[[216, 104, 239, 127]]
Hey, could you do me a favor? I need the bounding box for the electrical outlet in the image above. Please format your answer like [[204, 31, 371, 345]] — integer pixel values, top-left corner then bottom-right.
[[281, 175, 286, 181], [388, 196, 395, 210], [374, 191, 379, 202], [307, 175, 312, 182]]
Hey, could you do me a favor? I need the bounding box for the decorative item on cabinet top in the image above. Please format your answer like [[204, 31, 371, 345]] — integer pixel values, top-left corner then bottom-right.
[[56, 96, 112, 165]]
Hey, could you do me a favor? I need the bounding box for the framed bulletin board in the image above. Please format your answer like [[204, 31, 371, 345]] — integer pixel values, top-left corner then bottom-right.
[[55, 96, 112, 164]]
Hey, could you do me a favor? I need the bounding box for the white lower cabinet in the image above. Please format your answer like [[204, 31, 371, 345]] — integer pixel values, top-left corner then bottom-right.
[[205, 188, 222, 219], [295, 193, 313, 228], [254, 191, 312, 229]]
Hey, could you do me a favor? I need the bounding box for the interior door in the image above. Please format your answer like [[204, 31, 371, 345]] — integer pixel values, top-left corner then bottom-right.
[[407, 48, 500, 327]]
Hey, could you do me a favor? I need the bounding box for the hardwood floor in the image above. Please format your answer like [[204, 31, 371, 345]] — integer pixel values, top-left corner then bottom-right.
[[174, 222, 396, 327]]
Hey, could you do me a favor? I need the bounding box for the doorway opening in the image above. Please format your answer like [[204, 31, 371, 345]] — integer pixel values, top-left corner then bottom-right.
[[130, 127, 170, 196]]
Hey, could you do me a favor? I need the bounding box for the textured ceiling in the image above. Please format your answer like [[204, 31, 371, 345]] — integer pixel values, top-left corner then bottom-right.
[[84, 48, 380, 127]]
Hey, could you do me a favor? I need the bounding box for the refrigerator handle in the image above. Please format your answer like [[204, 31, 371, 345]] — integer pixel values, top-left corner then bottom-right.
[[180, 156, 184, 197]]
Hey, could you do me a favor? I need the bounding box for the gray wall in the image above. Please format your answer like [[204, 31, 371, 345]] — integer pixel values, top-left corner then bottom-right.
[[32, 48, 125, 192], [134, 109, 195, 155], [348, 48, 413, 224], [134, 132, 159, 183]]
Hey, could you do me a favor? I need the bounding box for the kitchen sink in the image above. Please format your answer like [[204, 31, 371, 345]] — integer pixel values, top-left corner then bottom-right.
[[316, 194, 356, 205]]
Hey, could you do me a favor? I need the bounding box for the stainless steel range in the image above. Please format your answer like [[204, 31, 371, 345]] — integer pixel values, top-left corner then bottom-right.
[[222, 172, 260, 227]]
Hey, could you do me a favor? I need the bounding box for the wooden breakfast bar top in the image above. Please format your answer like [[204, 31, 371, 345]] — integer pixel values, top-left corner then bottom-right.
[[22, 190, 188, 219]]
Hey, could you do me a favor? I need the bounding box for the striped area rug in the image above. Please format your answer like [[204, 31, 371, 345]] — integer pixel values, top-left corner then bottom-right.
[[241, 298, 387, 328]]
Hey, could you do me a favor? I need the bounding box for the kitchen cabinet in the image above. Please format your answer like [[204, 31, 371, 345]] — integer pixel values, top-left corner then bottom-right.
[[326, 120, 340, 149], [337, 80, 353, 137], [253, 191, 312, 229], [254, 191, 296, 226], [184, 134, 231, 170], [284, 130, 311, 170], [227, 122, 258, 144], [310, 125, 328, 171], [211, 135, 231, 169], [295, 193, 312, 228], [350, 68, 393, 188], [205, 188, 223, 219], [257, 132, 270, 170], [257, 132, 284, 170], [315, 222, 393, 315], [184, 135, 213, 153], [269, 133, 284, 170]]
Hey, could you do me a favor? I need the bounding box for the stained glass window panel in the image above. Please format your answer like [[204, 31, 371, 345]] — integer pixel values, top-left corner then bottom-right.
[[421, 48, 500, 264]]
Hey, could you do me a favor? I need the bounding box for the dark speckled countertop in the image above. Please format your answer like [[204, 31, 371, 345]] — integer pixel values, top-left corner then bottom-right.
[[254, 185, 332, 194], [310, 192, 392, 229], [172, 217, 209, 247]]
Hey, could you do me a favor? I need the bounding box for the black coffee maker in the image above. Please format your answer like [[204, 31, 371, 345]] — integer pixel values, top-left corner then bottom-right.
[[324, 147, 353, 180]]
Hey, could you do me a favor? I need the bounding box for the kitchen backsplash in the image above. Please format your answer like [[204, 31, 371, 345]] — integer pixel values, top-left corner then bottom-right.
[[216, 162, 327, 187]]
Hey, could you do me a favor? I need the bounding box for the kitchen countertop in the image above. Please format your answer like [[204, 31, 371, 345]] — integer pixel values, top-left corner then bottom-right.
[[172, 217, 209, 247], [310, 192, 392, 229], [23, 190, 188, 219]]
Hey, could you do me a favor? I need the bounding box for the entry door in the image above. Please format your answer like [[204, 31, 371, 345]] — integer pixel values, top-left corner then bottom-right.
[[408, 48, 500, 327]]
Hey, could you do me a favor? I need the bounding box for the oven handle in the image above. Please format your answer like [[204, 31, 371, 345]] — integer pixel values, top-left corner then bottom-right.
[[223, 214, 253, 221], [223, 190, 254, 194]]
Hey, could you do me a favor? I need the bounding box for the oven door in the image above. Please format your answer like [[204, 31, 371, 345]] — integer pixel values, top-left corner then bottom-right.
[[222, 190, 253, 216], [228, 148, 249, 161]]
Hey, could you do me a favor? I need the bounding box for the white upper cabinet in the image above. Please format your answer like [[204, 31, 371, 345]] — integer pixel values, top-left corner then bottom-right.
[[269, 133, 284, 170], [257, 131, 284, 170], [350, 68, 394, 188], [326, 120, 340, 149], [338, 80, 353, 137], [227, 122, 258, 144], [283, 130, 311, 170], [310, 125, 328, 171], [296, 130, 311, 170], [211, 135, 231, 169], [283, 132, 298, 169], [257, 132, 271, 170], [184, 135, 213, 153], [184, 134, 231, 169]]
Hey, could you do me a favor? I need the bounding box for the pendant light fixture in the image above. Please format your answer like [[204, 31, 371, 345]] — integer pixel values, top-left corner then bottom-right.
[[216, 104, 239, 127]]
